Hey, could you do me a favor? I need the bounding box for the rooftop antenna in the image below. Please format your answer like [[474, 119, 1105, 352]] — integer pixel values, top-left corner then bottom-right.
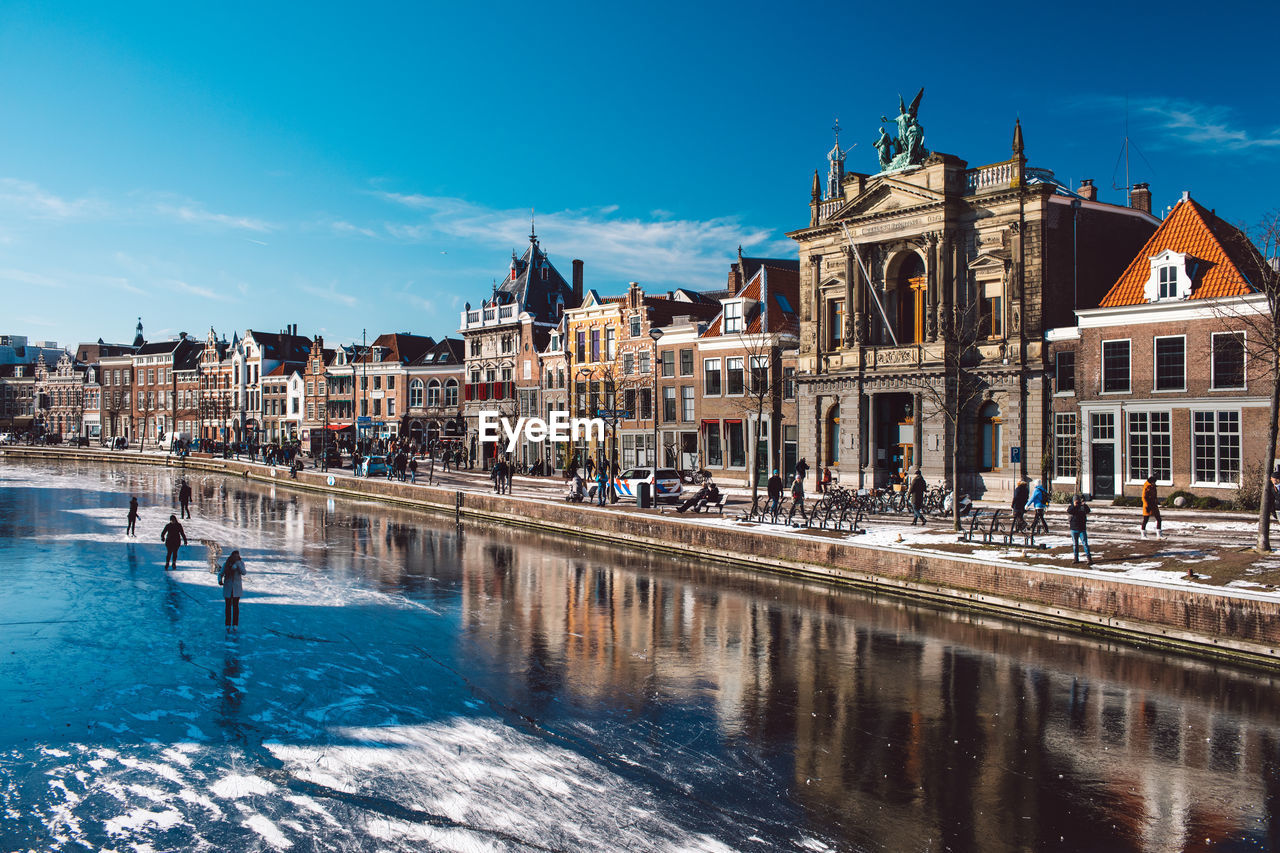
[[1111, 95, 1156, 205]]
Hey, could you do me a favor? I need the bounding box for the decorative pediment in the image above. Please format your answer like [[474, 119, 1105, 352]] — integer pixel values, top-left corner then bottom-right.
[[838, 179, 945, 219], [968, 252, 1008, 275]]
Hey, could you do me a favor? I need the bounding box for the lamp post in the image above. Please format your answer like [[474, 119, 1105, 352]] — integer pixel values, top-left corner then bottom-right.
[[649, 327, 663, 469]]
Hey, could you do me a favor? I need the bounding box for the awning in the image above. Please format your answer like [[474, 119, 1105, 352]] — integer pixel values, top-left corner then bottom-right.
[[722, 418, 743, 424], [326, 423, 354, 431]]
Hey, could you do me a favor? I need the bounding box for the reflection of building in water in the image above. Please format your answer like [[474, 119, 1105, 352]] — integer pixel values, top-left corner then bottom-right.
[[457, 528, 1280, 852]]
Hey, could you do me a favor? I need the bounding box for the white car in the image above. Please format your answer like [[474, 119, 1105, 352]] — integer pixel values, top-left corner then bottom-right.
[[611, 467, 683, 503], [0, 432, 13, 445]]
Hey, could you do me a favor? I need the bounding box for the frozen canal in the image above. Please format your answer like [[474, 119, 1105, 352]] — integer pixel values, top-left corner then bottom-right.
[[2, 460, 1279, 852]]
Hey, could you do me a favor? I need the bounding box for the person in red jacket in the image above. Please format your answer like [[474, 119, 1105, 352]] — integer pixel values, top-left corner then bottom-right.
[[1140, 474, 1163, 539]]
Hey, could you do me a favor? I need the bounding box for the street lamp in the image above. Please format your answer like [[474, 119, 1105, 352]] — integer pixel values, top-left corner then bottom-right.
[[649, 327, 663, 470]]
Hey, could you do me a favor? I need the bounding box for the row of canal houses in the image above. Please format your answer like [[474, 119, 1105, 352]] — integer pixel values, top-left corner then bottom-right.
[[16, 125, 1278, 498]]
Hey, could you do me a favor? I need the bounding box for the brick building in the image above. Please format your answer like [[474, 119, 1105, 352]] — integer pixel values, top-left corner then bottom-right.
[[197, 328, 233, 444], [131, 335, 200, 448], [788, 116, 1158, 498], [350, 333, 436, 442], [404, 337, 465, 450], [1048, 194, 1278, 499]]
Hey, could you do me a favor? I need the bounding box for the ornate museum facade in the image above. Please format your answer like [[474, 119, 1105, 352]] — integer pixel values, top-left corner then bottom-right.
[[788, 95, 1160, 497]]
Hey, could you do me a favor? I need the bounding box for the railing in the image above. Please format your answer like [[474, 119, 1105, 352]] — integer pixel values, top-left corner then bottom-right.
[[466, 311, 480, 324], [818, 197, 843, 222], [498, 305, 514, 319], [965, 161, 1013, 193], [483, 308, 496, 322]]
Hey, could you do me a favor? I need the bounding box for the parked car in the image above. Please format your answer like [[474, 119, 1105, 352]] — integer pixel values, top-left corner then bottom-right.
[[319, 444, 343, 468], [0, 432, 14, 445], [611, 467, 683, 503], [359, 455, 389, 477]]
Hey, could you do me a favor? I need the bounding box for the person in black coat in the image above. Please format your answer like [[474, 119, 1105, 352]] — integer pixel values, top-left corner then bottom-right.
[[795, 458, 809, 488], [178, 481, 193, 519], [126, 496, 139, 536], [1066, 495, 1092, 565], [1011, 476, 1029, 529], [767, 469, 784, 516], [160, 515, 188, 570], [909, 469, 927, 525]]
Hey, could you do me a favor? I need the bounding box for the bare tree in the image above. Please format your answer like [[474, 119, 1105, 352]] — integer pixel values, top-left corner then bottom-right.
[[905, 300, 989, 531], [728, 331, 786, 505], [581, 357, 646, 502], [1214, 211, 1280, 551]]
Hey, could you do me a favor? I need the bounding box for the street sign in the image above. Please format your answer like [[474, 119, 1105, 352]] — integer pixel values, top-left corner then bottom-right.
[[596, 410, 633, 419], [1010, 446, 1022, 464], [356, 416, 372, 427]]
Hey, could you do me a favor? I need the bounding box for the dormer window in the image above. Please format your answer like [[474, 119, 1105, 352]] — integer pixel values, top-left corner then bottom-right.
[[1144, 250, 1193, 302], [723, 301, 743, 334]]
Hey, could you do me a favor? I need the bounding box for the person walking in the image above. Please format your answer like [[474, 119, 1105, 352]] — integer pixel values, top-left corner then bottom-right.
[[1140, 474, 1163, 539], [1067, 494, 1093, 565], [409, 456, 418, 485], [1011, 476, 1030, 530], [795, 458, 809, 490], [1028, 479, 1050, 535], [767, 469, 784, 517], [504, 455, 515, 495], [790, 470, 805, 519], [126, 496, 139, 536], [1268, 472, 1280, 523], [217, 550, 247, 632], [595, 466, 608, 507], [178, 481, 193, 519], [909, 468, 927, 525], [160, 514, 188, 570]]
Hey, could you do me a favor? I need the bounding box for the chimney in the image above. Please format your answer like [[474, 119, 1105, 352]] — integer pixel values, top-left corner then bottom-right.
[[1077, 179, 1097, 201], [571, 259, 584, 307], [1130, 182, 1152, 214]]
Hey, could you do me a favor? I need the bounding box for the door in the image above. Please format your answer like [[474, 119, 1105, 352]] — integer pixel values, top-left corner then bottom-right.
[[1091, 443, 1115, 499]]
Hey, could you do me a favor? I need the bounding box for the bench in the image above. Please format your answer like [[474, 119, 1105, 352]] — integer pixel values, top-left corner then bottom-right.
[[693, 494, 728, 515]]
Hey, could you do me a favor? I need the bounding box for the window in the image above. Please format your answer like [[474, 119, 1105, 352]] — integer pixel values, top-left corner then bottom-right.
[[387, 399, 396, 417], [979, 401, 1001, 471], [679, 349, 694, 376], [706, 423, 722, 467], [372, 399, 382, 416], [501, 367, 512, 383], [1193, 411, 1241, 486], [828, 299, 844, 348], [502, 335, 513, 355], [605, 328, 615, 360], [1154, 336, 1185, 391], [574, 382, 587, 417], [639, 388, 652, 420], [662, 387, 676, 422], [660, 350, 674, 378], [427, 380, 441, 407], [470, 339, 481, 357], [1124, 411, 1171, 482], [470, 369, 481, 385], [1102, 340, 1130, 393], [726, 357, 744, 395], [576, 331, 586, 363], [783, 366, 796, 400], [629, 316, 641, 337], [148, 369, 156, 385], [1212, 332, 1246, 389], [1091, 411, 1115, 441], [388, 376, 395, 390], [409, 379, 424, 408], [704, 359, 721, 395], [624, 389, 636, 417], [445, 379, 458, 407], [639, 351, 651, 374], [1054, 413, 1078, 480], [361, 376, 368, 391], [979, 294, 1002, 338], [523, 360, 532, 380], [681, 386, 694, 422], [1158, 265, 1178, 299], [724, 301, 743, 334], [749, 355, 768, 394], [373, 376, 382, 391], [1055, 351, 1075, 394], [623, 352, 635, 375], [590, 329, 600, 362], [726, 421, 746, 467]]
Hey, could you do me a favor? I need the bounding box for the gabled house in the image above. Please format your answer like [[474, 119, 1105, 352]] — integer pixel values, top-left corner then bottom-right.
[[1048, 193, 1278, 499]]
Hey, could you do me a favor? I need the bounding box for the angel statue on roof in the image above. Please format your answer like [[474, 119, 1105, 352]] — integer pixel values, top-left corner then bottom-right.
[[879, 87, 927, 171]]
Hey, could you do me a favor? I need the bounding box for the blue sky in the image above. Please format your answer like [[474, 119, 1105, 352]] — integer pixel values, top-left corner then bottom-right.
[[2, 0, 1277, 350]]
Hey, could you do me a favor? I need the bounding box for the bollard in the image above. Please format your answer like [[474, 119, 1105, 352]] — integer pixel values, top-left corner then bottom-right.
[[455, 490, 462, 524]]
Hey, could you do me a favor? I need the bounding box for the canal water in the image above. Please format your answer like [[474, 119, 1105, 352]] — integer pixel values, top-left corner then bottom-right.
[[1, 459, 1277, 852]]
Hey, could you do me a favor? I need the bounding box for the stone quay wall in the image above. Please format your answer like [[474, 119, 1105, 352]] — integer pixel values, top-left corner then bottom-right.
[[6, 445, 1280, 671]]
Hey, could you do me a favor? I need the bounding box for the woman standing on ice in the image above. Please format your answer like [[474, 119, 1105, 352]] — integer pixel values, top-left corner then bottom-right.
[[217, 550, 247, 632], [126, 496, 139, 536]]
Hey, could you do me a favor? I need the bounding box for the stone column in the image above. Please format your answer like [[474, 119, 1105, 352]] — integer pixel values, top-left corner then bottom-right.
[[850, 246, 866, 344], [926, 233, 940, 342], [913, 393, 924, 474], [810, 254, 823, 371], [843, 250, 854, 347], [1009, 223, 1023, 336], [864, 392, 878, 488]]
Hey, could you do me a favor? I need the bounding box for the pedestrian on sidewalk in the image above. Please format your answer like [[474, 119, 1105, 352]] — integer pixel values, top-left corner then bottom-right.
[[767, 469, 784, 516], [178, 480, 193, 519], [596, 466, 608, 507], [161, 514, 188, 570], [909, 468, 927, 525], [791, 470, 805, 515], [820, 466, 832, 494], [1028, 479, 1049, 535], [795, 458, 809, 490], [1140, 474, 1163, 539], [409, 456, 418, 484], [126, 496, 139, 536], [504, 455, 514, 494], [1268, 472, 1280, 523], [1067, 494, 1092, 565], [1011, 476, 1029, 530], [217, 550, 247, 632]]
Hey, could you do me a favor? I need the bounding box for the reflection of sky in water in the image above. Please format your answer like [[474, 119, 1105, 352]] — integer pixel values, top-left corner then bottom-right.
[[1, 459, 1278, 852]]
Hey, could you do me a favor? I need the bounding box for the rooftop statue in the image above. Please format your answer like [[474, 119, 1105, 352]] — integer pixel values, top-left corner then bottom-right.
[[876, 87, 927, 172]]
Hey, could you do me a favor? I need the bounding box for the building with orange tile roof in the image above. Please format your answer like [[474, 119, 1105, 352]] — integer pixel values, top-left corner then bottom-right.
[[1047, 193, 1278, 499]]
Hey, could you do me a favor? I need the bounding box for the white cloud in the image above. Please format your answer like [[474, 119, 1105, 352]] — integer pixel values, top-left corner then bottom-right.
[[299, 283, 358, 308], [0, 178, 107, 219], [0, 268, 66, 289], [169, 279, 225, 301], [331, 220, 377, 239], [155, 202, 274, 232], [1074, 95, 1280, 153], [371, 194, 785, 290]]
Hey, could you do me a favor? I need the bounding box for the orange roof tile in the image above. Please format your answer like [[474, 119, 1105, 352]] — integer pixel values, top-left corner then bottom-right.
[[1099, 198, 1269, 307]]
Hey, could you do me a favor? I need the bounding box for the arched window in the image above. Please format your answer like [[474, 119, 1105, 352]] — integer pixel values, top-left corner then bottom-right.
[[409, 379, 424, 409], [980, 401, 1001, 472], [427, 379, 441, 408], [444, 379, 458, 407]]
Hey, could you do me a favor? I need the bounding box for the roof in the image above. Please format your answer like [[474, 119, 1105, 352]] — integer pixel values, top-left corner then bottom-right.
[[355, 333, 436, 365], [485, 233, 578, 322], [412, 337, 464, 367], [1099, 197, 1273, 307], [702, 264, 801, 338], [245, 330, 313, 362], [264, 362, 303, 378]]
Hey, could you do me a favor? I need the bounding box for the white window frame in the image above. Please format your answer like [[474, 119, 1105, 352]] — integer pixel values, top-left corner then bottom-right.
[[1100, 338, 1131, 395], [1210, 331, 1247, 391], [1152, 334, 1186, 393], [703, 358, 722, 397], [1190, 408, 1242, 488], [1052, 412, 1078, 482], [723, 300, 744, 334], [1125, 409, 1173, 485]]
